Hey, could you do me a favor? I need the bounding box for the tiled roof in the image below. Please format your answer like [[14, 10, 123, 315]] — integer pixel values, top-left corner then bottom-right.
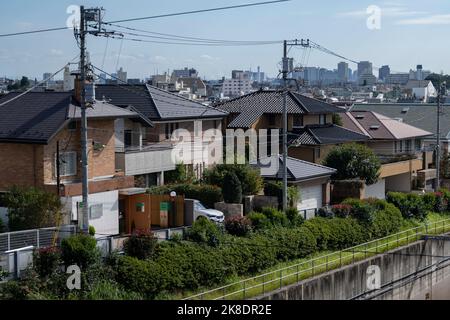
[[0, 92, 71, 144], [95, 84, 227, 121], [215, 90, 345, 129], [289, 124, 370, 146], [351, 103, 448, 139], [252, 155, 336, 181], [0, 91, 142, 144], [343, 111, 432, 140]]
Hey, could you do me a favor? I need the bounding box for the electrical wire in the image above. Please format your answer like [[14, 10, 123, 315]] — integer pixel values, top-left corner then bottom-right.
[[0, 1, 290, 38], [104, 22, 283, 44], [0, 60, 76, 107], [106, 1, 290, 24]]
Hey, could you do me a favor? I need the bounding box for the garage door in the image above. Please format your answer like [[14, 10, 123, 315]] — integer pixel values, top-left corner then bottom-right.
[[297, 184, 322, 211]]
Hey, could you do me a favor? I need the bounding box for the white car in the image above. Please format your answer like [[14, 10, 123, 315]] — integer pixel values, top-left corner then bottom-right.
[[190, 199, 225, 223]]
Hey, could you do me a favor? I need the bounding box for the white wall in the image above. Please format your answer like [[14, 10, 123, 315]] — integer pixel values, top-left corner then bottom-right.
[[364, 179, 386, 199], [66, 190, 119, 236]]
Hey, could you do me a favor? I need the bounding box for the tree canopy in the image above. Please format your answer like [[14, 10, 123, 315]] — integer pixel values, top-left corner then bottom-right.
[[322, 143, 381, 185]]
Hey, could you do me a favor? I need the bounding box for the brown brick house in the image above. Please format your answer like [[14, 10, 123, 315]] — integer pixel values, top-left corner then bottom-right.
[[0, 91, 145, 235]]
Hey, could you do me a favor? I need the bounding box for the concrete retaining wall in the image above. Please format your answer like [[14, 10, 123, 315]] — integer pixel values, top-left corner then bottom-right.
[[256, 236, 450, 300]]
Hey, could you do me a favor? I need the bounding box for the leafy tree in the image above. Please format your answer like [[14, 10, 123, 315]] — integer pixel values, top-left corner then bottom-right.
[[323, 143, 381, 185], [425, 73, 450, 90], [4, 186, 63, 231], [202, 164, 263, 195], [20, 76, 30, 88], [165, 163, 196, 184], [222, 172, 242, 204]]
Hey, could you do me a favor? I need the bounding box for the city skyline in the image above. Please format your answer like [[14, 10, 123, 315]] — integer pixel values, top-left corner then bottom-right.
[[1, 0, 450, 80]]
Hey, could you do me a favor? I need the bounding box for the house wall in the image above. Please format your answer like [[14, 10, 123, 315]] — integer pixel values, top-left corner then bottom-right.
[[67, 190, 119, 236], [364, 179, 386, 199], [367, 141, 394, 155], [0, 143, 44, 191], [42, 119, 116, 185], [251, 114, 333, 132]]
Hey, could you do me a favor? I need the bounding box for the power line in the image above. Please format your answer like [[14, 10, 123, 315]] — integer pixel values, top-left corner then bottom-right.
[[105, 22, 283, 44], [0, 1, 290, 38], [107, 0, 290, 24], [100, 34, 281, 46]]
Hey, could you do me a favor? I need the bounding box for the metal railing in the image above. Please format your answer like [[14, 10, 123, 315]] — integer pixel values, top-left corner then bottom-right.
[[0, 225, 76, 253], [184, 218, 450, 301]]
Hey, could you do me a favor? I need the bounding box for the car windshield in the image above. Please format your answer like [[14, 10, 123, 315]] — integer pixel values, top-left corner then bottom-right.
[[195, 201, 207, 210]]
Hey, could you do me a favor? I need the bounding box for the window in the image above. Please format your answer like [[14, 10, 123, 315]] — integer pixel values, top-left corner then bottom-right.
[[293, 115, 303, 128], [405, 139, 412, 152], [315, 148, 321, 160], [415, 139, 422, 151], [55, 151, 77, 177], [399, 140, 404, 152], [319, 114, 326, 125], [165, 123, 170, 140], [267, 114, 276, 126], [124, 130, 132, 148], [89, 203, 103, 220], [68, 120, 77, 131]]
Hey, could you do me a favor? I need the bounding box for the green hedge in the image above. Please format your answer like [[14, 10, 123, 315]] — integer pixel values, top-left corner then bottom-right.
[[386, 192, 427, 221], [147, 183, 222, 208]]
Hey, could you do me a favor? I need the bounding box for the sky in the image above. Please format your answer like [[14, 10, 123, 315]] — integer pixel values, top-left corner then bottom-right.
[[1, 0, 450, 80]]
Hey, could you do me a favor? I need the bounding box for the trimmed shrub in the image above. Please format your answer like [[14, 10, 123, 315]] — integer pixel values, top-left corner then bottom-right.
[[33, 246, 61, 278], [61, 234, 100, 269], [302, 217, 333, 251], [223, 172, 242, 204], [386, 192, 427, 220], [247, 212, 271, 230], [369, 204, 403, 238], [327, 218, 367, 250], [116, 256, 164, 298], [260, 207, 289, 227], [224, 216, 252, 237], [153, 242, 229, 290], [261, 226, 317, 261], [186, 218, 222, 247], [148, 184, 222, 208], [285, 207, 304, 227], [84, 280, 143, 300], [123, 230, 159, 260]]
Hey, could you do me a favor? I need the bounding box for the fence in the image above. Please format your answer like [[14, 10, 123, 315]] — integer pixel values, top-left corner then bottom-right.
[[0, 225, 76, 253], [0, 225, 76, 281], [184, 218, 450, 300]]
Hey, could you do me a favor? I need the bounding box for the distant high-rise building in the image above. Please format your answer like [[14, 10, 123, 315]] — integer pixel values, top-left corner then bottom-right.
[[379, 65, 390, 82], [63, 66, 75, 91], [117, 67, 127, 83], [357, 61, 373, 77], [386, 73, 410, 85], [409, 64, 431, 81], [337, 62, 349, 82], [172, 67, 198, 78]]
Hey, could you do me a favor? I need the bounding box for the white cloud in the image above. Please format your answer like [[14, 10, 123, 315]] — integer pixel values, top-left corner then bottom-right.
[[50, 49, 63, 56], [396, 14, 450, 25], [200, 54, 220, 61], [338, 6, 427, 18]]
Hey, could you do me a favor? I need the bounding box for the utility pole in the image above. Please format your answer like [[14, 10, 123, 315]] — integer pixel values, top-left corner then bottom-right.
[[281, 39, 310, 211], [79, 5, 89, 233], [436, 81, 447, 191], [76, 7, 115, 233]]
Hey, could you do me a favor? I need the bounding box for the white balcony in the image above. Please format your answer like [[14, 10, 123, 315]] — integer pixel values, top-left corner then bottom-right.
[[116, 144, 176, 176]]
